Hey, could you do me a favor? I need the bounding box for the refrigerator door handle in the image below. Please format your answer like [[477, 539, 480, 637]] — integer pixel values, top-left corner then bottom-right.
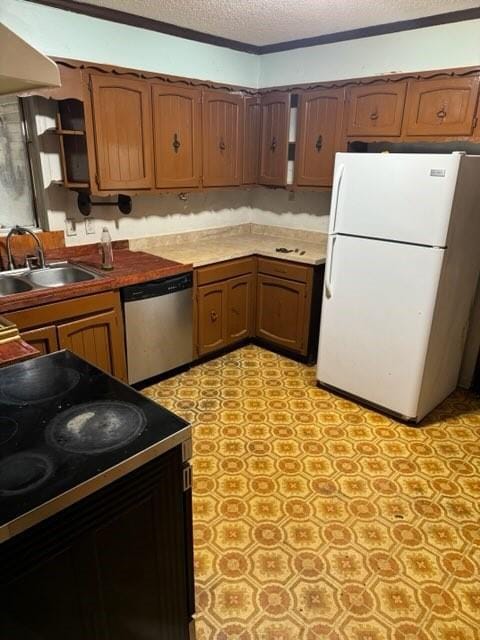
[[330, 163, 345, 234], [325, 235, 336, 299]]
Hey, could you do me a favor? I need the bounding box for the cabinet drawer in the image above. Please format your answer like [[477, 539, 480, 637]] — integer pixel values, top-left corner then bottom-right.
[[5, 291, 118, 330], [257, 257, 310, 284], [196, 257, 255, 286]]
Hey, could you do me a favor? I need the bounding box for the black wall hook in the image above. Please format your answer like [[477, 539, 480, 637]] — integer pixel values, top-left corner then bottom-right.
[[77, 193, 132, 217]]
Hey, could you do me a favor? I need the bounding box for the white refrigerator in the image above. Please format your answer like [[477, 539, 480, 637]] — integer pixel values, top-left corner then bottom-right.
[[317, 152, 480, 422]]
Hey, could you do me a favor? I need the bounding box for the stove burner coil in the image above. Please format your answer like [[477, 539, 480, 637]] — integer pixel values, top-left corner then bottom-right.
[[0, 366, 80, 405], [0, 417, 18, 446], [45, 401, 147, 454], [0, 452, 54, 495]]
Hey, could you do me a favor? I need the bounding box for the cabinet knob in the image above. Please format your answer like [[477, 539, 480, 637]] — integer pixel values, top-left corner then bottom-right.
[[437, 109, 447, 118], [369, 111, 379, 121], [172, 133, 181, 153], [219, 137, 226, 151], [210, 310, 218, 321], [315, 135, 323, 152], [270, 136, 277, 151]]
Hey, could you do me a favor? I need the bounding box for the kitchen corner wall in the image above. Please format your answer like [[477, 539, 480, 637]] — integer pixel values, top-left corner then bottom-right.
[[5, 0, 480, 244], [0, 0, 259, 87]]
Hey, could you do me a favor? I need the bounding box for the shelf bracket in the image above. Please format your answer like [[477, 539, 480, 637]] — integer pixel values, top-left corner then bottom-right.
[[77, 193, 132, 217]]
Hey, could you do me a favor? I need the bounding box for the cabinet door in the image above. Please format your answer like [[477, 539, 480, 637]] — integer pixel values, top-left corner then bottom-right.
[[20, 325, 58, 356], [152, 84, 202, 188], [404, 77, 480, 136], [227, 274, 255, 343], [57, 309, 127, 380], [202, 91, 244, 187], [346, 82, 407, 137], [259, 92, 290, 186], [197, 281, 228, 355], [243, 96, 261, 184], [295, 88, 345, 187], [256, 274, 307, 354], [90, 75, 154, 190]]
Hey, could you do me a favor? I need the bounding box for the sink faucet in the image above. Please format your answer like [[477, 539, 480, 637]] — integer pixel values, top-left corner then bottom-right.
[[6, 226, 46, 270]]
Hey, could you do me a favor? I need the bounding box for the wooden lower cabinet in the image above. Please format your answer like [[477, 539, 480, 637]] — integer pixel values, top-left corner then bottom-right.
[[5, 291, 127, 381], [227, 274, 255, 342], [0, 447, 194, 640], [195, 258, 255, 357], [195, 257, 321, 360], [197, 281, 228, 355], [20, 325, 59, 355], [256, 274, 308, 354]]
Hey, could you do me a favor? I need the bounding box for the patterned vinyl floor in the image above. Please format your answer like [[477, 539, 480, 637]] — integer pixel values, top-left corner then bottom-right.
[[143, 345, 480, 640]]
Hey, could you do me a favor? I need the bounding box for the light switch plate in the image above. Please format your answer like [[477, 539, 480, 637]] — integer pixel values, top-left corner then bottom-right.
[[65, 218, 77, 236], [85, 218, 96, 235]]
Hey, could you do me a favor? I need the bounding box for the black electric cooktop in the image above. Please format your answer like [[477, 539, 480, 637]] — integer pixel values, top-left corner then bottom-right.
[[0, 351, 189, 536]]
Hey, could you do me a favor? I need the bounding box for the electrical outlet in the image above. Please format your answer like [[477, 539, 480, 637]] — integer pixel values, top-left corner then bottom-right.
[[85, 218, 96, 235], [65, 218, 77, 236]]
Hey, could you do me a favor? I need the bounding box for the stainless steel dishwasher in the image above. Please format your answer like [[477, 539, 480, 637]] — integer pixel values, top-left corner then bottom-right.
[[122, 272, 193, 384]]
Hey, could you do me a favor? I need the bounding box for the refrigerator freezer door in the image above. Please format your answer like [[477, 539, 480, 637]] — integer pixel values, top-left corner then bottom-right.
[[330, 153, 462, 246], [317, 235, 445, 419]]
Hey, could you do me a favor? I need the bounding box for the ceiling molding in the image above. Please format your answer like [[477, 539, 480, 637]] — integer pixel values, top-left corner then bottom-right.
[[27, 1, 480, 55], [258, 7, 480, 54], [26, 0, 261, 53]]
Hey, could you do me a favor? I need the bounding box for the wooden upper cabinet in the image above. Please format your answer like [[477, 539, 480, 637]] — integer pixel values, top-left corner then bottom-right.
[[259, 92, 290, 186], [295, 88, 345, 187], [243, 96, 261, 185], [404, 77, 480, 137], [202, 90, 244, 187], [89, 75, 154, 190], [151, 83, 201, 188], [346, 82, 407, 137]]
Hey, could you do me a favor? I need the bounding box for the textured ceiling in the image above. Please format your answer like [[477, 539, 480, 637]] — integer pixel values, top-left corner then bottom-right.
[[74, 0, 480, 46]]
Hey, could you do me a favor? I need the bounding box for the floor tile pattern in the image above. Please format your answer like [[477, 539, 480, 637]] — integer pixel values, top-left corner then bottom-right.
[[143, 345, 480, 639]]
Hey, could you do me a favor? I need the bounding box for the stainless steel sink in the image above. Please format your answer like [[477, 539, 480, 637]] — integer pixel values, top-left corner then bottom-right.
[[0, 263, 102, 296], [0, 276, 33, 296], [25, 265, 98, 288]]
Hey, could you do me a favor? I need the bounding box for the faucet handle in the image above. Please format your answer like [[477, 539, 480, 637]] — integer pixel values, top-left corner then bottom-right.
[[26, 254, 41, 270]]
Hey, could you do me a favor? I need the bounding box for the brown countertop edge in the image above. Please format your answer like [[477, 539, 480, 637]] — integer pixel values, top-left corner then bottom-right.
[[0, 339, 40, 367], [0, 249, 193, 314]]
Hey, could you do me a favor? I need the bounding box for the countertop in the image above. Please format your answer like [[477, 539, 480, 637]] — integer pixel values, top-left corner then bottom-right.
[[129, 226, 328, 268], [0, 249, 192, 314], [0, 339, 39, 367]]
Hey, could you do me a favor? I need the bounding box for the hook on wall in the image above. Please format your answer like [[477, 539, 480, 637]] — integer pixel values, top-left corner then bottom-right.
[[77, 193, 132, 217]]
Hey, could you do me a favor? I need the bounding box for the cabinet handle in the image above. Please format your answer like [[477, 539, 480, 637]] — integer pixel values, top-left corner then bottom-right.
[[172, 133, 181, 153], [219, 137, 226, 151], [437, 109, 447, 118], [315, 135, 323, 151], [369, 111, 379, 121], [210, 310, 218, 321], [270, 136, 277, 151]]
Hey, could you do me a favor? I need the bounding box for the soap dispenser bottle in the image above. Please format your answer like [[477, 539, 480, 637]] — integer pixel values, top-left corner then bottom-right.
[[100, 227, 113, 270]]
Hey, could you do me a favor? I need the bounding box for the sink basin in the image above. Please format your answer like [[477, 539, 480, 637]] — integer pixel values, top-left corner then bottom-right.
[[25, 265, 98, 288], [0, 277, 33, 296]]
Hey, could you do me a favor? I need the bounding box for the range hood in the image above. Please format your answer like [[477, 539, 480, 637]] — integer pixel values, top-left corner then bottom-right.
[[0, 24, 60, 95]]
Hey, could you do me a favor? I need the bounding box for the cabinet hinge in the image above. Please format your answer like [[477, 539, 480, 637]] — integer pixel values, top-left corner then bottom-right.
[[183, 464, 192, 492]]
